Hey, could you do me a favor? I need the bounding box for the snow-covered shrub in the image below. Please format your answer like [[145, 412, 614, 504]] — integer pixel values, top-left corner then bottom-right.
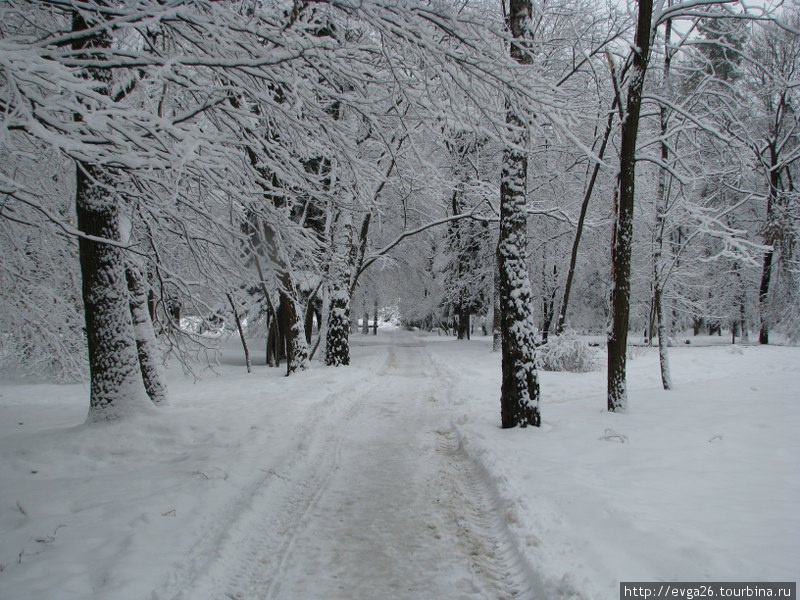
[[537, 331, 598, 372]]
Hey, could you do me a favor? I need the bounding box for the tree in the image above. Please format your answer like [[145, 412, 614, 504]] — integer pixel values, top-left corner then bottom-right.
[[498, 0, 541, 428], [746, 10, 800, 344], [607, 0, 654, 412], [71, 7, 152, 420]]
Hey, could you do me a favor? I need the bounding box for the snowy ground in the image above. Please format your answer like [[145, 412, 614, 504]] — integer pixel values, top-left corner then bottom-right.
[[0, 331, 797, 599]]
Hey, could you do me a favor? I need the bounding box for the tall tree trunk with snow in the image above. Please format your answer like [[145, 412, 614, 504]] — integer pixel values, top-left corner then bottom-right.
[[78, 164, 148, 420], [607, 0, 653, 412], [72, 10, 149, 420], [492, 247, 502, 352], [126, 264, 168, 404], [265, 222, 310, 374], [281, 283, 311, 374], [652, 17, 673, 391], [325, 213, 354, 367], [498, 0, 541, 429], [758, 143, 781, 345]]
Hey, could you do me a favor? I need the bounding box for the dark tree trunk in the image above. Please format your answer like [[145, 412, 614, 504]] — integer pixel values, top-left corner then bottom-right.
[[72, 9, 148, 420], [126, 264, 168, 405], [457, 310, 470, 340], [77, 163, 148, 420], [325, 288, 350, 366], [277, 286, 308, 374], [492, 247, 501, 352], [305, 296, 315, 345], [758, 247, 774, 345], [457, 307, 469, 340], [608, 0, 653, 412], [373, 298, 378, 335], [498, 0, 541, 429], [325, 214, 354, 367], [758, 110, 787, 344], [227, 292, 251, 374], [362, 312, 370, 334]]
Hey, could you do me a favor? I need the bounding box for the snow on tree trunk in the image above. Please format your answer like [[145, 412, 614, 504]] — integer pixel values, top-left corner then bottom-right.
[[325, 283, 351, 366], [281, 284, 311, 374], [758, 146, 780, 346], [77, 164, 150, 421], [498, 0, 540, 429], [654, 285, 672, 390], [498, 154, 541, 427], [126, 264, 168, 405], [607, 0, 653, 412], [653, 18, 673, 392], [325, 212, 354, 367], [71, 9, 149, 421], [492, 248, 501, 352]]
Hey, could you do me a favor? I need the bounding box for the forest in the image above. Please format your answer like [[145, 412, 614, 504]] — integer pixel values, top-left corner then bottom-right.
[[1, 1, 799, 598], [1, 0, 798, 422]]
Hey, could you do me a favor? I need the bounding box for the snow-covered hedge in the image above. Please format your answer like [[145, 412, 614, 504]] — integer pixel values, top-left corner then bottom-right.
[[537, 331, 598, 372]]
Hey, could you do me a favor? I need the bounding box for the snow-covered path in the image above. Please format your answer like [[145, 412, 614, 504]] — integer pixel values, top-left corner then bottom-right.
[[3, 333, 797, 600], [187, 338, 537, 600]]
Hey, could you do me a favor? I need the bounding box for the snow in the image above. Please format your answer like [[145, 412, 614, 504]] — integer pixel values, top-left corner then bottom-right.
[[1, 332, 798, 599]]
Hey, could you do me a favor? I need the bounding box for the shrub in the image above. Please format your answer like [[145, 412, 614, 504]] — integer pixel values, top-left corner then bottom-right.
[[537, 331, 598, 372]]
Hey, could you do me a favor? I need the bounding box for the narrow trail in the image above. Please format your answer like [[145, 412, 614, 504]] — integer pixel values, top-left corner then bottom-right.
[[180, 336, 539, 600]]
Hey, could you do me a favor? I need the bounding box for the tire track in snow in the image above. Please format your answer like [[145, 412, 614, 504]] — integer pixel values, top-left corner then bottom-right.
[[260, 393, 365, 600], [434, 427, 545, 599], [169, 337, 547, 600], [161, 359, 387, 600]]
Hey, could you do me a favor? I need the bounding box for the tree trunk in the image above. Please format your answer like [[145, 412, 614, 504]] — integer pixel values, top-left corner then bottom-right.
[[279, 285, 310, 374], [325, 285, 351, 366], [373, 298, 378, 335], [71, 10, 149, 421], [77, 163, 149, 420], [126, 264, 168, 404], [362, 312, 370, 334], [457, 306, 469, 340], [654, 285, 672, 390], [758, 249, 773, 344], [608, 0, 654, 412], [227, 292, 251, 374], [653, 17, 672, 391], [492, 247, 501, 352], [325, 212, 354, 367], [498, 0, 541, 429]]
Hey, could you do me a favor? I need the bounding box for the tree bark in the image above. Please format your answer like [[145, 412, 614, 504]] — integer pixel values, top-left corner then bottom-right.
[[127, 264, 168, 404], [498, 0, 541, 429], [227, 292, 251, 374], [325, 213, 354, 367], [72, 8, 149, 420], [608, 0, 654, 412], [758, 142, 781, 345], [492, 246, 502, 352], [653, 16, 673, 391], [77, 163, 149, 420]]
